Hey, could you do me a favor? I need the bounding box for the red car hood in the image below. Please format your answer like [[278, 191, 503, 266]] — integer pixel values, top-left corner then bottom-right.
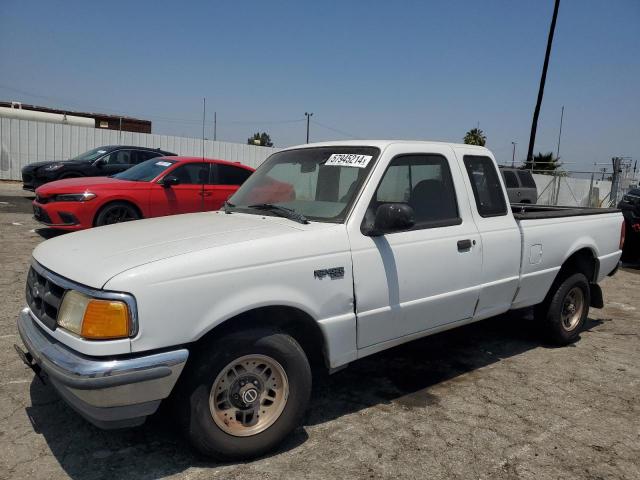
[[36, 176, 144, 194]]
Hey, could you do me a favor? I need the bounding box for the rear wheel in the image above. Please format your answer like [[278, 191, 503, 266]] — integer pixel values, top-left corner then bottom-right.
[[94, 201, 140, 226], [178, 328, 311, 460], [536, 272, 590, 345]]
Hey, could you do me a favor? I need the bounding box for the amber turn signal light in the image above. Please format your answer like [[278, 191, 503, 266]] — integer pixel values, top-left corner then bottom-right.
[[81, 299, 130, 339]]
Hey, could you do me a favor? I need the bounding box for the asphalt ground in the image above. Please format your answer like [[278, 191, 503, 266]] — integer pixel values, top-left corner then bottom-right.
[[1, 181, 638, 480]]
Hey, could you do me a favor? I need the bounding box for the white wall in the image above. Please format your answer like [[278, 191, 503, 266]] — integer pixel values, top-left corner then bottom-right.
[[0, 118, 617, 209], [0, 117, 277, 180]]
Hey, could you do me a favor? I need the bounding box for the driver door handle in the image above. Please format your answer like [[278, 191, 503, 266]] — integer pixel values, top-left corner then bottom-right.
[[457, 239, 473, 251]]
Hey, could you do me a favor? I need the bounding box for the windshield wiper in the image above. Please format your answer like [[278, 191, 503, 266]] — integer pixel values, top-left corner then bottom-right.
[[246, 203, 309, 224], [223, 200, 235, 214]]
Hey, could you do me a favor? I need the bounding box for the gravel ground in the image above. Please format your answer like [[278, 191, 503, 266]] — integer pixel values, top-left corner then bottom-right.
[[1, 181, 638, 480]]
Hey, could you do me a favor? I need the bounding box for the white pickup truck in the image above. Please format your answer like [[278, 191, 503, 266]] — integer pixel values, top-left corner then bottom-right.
[[16, 141, 624, 459]]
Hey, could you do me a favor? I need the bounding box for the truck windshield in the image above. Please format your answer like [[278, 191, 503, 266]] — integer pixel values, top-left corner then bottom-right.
[[228, 146, 380, 223], [113, 158, 176, 182]]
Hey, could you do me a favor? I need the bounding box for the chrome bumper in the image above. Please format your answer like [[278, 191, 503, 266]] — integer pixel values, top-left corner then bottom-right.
[[16, 308, 188, 429]]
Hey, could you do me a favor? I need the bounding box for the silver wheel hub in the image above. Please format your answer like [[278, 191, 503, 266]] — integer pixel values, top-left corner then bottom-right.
[[209, 354, 289, 437], [240, 385, 259, 404], [561, 287, 584, 331]]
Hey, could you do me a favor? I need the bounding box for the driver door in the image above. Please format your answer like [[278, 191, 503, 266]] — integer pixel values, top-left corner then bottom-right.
[[348, 145, 482, 349]]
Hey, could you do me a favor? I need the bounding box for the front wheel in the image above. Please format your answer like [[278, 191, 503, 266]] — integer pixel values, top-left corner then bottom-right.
[[178, 328, 311, 460], [94, 201, 140, 226], [536, 272, 591, 345]]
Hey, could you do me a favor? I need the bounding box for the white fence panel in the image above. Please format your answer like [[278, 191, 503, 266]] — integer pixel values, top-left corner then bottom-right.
[[0, 117, 277, 181], [533, 173, 612, 207]]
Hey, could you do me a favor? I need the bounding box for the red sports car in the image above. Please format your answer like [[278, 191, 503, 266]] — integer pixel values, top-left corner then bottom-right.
[[32, 157, 254, 230]]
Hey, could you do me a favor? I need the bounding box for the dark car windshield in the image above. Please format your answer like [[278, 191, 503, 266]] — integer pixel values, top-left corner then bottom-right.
[[113, 158, 176, 182], [228, 146, 379, 223], [70, 147, 112, 162]]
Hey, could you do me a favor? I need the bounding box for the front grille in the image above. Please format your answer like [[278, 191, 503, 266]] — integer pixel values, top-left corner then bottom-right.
[[25, 266, 65, 330], [22, 172, 33, 184]]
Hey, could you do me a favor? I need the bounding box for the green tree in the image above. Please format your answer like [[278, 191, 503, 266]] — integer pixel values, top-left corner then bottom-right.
[[522, 151, 559, 173], [247, 132, 273, 147], [463, 128, 486, 146]]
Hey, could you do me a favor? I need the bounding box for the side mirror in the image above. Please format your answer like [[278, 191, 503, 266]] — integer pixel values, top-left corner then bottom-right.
[[162, 175, 180, 188], [364, 203, 415, 236], [94, 158, 106, 168]]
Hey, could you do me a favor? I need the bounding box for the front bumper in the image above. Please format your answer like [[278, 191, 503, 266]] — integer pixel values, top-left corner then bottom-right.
[[16, 308, 188, 429], [32, 201, 86, 230]]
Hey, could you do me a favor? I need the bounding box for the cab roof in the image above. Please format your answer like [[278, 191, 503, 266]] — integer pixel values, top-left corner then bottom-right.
[[280, 140, 490, 153]]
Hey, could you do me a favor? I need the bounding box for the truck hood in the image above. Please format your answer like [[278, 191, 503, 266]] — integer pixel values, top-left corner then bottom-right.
[[32, 211, 307, 289]]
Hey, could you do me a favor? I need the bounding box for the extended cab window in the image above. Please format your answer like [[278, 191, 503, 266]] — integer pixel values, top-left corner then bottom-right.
[[464, 155, 507, 217], [369, 154, 460, 228]]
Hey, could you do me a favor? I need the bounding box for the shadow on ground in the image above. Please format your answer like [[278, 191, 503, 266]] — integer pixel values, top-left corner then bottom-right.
[[34, 228, 69, 239], [23, 311, 604, 480]]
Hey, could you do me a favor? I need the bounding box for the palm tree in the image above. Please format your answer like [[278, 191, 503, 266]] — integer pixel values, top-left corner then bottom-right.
[[463, 128, 486, 146], [522, 151, 559, 173]]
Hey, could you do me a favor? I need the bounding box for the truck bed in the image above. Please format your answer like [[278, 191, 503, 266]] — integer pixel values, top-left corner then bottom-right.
[[511, 203, 620, 220]]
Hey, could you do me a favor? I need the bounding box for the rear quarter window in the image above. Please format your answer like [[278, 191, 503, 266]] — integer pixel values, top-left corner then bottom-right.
[[463, 155, 508, 217]]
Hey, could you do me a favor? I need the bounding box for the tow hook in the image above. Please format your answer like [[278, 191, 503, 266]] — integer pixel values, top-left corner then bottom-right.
[[14, 344, 46, 384]]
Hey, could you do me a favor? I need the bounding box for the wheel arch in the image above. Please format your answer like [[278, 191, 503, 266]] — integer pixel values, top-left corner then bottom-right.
[[92, 199, 144, 226], [558, 246, 599, 283], [545, 247, 602, 308], [192, 305, 329, 372]]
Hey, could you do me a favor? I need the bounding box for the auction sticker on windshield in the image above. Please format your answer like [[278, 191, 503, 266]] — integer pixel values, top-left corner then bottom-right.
[[155, 161, 172, 167], [325, 154, 373, 168]]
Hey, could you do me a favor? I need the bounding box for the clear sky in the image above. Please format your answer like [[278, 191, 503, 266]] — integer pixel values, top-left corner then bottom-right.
[[1, 0, 638, 170]]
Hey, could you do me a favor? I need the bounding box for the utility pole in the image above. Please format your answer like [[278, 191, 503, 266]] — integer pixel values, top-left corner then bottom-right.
[[213, 111, 217, 141], [556, 105, 564, 160], [305, 112, 313, 143], [526, 0, 561, 164], [610, 157, 622, 206], [511, 142, 517, 167]]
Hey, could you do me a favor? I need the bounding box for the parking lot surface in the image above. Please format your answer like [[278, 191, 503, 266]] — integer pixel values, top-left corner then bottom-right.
[[1, 181, 638, 480]]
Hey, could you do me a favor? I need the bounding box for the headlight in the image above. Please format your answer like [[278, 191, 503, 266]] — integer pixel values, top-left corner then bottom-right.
[[53, 192, 96, 202], [44, 163, 65, 171], [58, 290, 131, 340]]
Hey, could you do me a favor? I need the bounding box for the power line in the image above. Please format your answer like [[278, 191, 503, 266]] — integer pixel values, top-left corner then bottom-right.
[[310, 120, 360, 139]]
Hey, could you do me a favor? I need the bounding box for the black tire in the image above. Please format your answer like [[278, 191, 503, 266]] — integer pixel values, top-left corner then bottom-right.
[[94, 201, 140, 226], [177, 328, 311, 460], [535, 272, 590, 345]]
